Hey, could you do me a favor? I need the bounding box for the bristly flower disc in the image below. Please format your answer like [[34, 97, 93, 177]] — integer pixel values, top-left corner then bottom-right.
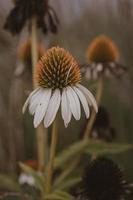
[[80, 157, 126, 200], [87, 35, 119, 63], [23, 46, 98, 128], [36, 47, 81, 89]]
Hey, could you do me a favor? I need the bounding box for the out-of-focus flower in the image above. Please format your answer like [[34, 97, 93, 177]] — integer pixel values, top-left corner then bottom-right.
[[25, 159, 38, 170], [90, 106, 116, 142], [4, 0, 59, 35], [19, 159, 39, 186], [78, 157, 132, 200], [19, 173, 35, 186], [15, 39, 45, 76], [23, 47, 98, 128], [79, 106, 116, 142], [18, 39, 45, 67], [81, 35, 127, 80]]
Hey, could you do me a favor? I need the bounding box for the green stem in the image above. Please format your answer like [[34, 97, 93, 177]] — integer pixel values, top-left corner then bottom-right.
[[84, 77, 104, 139], [45, 120, 58, 194], [54, 157, 80, 188], [31, 17, 38, 86], [31, 16, 47, 172]]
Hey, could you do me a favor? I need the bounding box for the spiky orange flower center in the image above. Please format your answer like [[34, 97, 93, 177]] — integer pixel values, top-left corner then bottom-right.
[[87, 35, 119, 63], [18, 39, 44, 65], [35, 47, 81, 89]]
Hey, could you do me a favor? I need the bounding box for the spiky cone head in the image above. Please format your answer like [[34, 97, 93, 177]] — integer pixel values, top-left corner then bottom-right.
[[18, 39, 45, 68], [87, 35, 119, 63], [79, 157, 127, 200], [35, 47, 81, 89], [23, 46, 98, 128]]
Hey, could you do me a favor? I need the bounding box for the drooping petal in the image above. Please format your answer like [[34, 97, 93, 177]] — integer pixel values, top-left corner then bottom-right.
[[73, 86, 90, 118], [29, 89, 44, 115], [61, 88, 72, 127], [22, 88, 40, 114], [66, 86, 81, 120], [77, 84, 98, 112], [44, 89, 61, 128], [33, 89, 52, 128]]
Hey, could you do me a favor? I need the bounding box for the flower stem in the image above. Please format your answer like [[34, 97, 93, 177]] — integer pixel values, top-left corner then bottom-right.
[[31, 17, 38, 86], [83, 77, 104, 139], [31, 16, 47, 172], [45, 120, 58, 194], [54, 157, 80, 188]]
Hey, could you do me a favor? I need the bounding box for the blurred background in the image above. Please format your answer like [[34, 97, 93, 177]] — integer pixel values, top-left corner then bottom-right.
[[0, 0, 133, 182]]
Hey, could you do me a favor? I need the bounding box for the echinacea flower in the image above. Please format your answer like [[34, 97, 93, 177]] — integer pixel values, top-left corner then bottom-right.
[[81, 35, 126, 80], [78, 157, 132, 200], [15, 39, 45, 76], [19, 173, 35, 186], [19, 160, 38, 186], [4, 0, 59, 35], [23, 47, 98, 128]]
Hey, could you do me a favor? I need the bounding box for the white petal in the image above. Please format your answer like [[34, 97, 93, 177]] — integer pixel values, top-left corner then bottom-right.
[[61, 88, 72, 127], [77, 84, 98, 112], [66, 86, 81, 120], [27, 175, 35, 186], [33, 89, 52, 128], [86, 69, 91, 80], [29, 89, 43, 115], [73, 86, 90, 118], [22, 88, 40, 113], [44, 89, 61, 128], [97, 63, 103, 72]]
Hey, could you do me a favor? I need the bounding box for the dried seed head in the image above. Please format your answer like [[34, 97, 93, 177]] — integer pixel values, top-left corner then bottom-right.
[[87, 35, 119, 63], [18, 39, 44, 66], [81, 157, 125, 200], [4, 0, 59, 35], [35, 47, 81, 89]]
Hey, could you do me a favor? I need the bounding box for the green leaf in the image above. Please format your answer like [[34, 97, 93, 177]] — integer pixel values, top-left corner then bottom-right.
[[85, 140, 132, 155], [45, 191, 74, 200], [0, 174, 20, 191], [54, 177, 81, 191], [19, 162, 44, 192], [54, 140, 88, 169]]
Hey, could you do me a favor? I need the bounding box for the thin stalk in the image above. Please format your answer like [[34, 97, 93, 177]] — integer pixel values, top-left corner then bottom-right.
[[54, 156, 80, 188], [83, 77, 104, 139], [31, 17, 38, 86], [45, 120, 58, 194], [31, 16, 47, 172]]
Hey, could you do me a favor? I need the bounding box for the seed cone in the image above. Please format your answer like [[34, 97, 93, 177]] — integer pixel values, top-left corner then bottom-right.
[[87, 35, 119, 63], [36, 47, 81, 89], [18, 39, 44, 66], [81, 157, 125, 200]]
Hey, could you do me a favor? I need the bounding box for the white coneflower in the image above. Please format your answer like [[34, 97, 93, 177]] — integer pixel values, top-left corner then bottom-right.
[[19, 173, 35, 186], [23, 47, 98, 128], [15, 39, 45, 76], [81, 35, 126, 80]]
